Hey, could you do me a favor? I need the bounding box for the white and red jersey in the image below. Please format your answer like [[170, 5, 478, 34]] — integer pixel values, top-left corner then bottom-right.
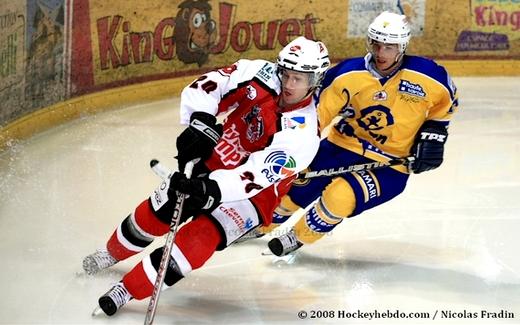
[[180, 59, 320, 225]]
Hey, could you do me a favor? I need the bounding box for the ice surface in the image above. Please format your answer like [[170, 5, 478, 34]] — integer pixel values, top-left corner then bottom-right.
[[1, 78, 519, 324]]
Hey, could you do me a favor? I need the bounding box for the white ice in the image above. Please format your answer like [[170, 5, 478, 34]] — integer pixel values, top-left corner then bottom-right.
[[1, 77, 519, 324]]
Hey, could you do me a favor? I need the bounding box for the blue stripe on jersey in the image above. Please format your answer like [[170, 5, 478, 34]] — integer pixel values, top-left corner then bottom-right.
[[318, 56, 456, 102], [402, 55, 456, 100], [319, 57, 366, 97]]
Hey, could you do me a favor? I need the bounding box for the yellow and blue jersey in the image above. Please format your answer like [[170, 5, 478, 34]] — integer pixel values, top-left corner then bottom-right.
[[317, 54, 459, 173]]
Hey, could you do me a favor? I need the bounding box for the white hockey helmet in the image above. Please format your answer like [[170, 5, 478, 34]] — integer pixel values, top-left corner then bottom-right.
[[367, 11, 411, 53], [277, 36, 330, 88]]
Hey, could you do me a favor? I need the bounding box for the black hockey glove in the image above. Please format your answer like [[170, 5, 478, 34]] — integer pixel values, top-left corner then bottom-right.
[[410, 120, 448, 174], [169, 172, 222, 214], [176, 111, 223, 172]]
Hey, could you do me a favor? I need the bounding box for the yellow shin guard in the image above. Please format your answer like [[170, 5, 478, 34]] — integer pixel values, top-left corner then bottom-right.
[[293, 177, 356, 244]]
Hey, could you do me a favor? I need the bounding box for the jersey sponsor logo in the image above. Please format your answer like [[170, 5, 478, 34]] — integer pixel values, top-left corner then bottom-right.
[[353, 170, 380, 202], [282, 116, 306, 129], [246, 85, 257, 100], [373, 90, 388, 101], [398, 79, 426, 98], [217, 206, 254, 232], [242, 105, 264, 142], [214, 124, 249, 166], [256, 62, 274, 83], [261, 151, 296, 183]]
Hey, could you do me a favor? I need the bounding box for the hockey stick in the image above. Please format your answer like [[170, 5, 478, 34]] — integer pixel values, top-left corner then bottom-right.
[[150, 157, 415, 182], [297, 156, 414, 179], [149, 159, 171, 180], [144, 158, 198, 325]]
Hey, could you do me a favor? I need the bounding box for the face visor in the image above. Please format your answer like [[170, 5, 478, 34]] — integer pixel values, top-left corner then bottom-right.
[[277, 66, 320, 90]]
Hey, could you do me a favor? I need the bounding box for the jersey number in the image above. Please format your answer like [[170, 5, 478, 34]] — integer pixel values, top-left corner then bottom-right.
[[240, 171, 262, 193], [189, 75, 217, 94]]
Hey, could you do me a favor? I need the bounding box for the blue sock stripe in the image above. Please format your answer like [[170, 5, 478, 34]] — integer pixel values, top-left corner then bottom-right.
[[305, 206, 341, 233], [317, 198, 344, 222], [272, 211, 291, 224]]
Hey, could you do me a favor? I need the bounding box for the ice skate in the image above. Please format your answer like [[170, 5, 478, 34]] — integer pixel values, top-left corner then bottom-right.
[[83, 249, 117, 275], [97, 282, 133, 316], [267, 229, 303, 256]]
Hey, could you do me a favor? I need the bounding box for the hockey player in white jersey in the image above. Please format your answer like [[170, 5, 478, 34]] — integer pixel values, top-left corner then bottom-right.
[[83, 36, 330, 316]]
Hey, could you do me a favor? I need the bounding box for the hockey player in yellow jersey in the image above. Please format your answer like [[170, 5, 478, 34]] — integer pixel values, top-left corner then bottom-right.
[[263, 11, 459, 256]]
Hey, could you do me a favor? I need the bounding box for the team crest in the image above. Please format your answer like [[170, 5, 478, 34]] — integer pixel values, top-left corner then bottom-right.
[[357, 105, 394, 131], [373, 90, 388, 101], [242, 105, 264, 142]]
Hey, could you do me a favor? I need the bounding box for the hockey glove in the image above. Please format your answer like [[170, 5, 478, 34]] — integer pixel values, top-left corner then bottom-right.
[[410, 120, 448, 174], [169, 172, 222, 214], [176, 111, 223, 172]]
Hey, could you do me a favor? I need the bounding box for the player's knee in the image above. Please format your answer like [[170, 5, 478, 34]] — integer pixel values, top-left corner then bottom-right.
[[175, 215, 221, 270], [321, 177, 356, 218], [134, 199, 170, 235]]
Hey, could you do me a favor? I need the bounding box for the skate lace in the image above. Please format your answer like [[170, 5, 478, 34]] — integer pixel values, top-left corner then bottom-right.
[[92, 249, 117, 268], [108, 283, 132, 308], [279, 231, 299, 250]]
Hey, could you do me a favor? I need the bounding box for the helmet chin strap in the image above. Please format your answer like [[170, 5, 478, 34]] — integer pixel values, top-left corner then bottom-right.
[[374, 51, 404, 75], [381, 57, 400, 72], [304, 86, 317, 98]]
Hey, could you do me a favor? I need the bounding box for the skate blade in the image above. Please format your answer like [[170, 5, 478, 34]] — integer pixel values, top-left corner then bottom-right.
[[262, 249, 298, 264], [272, 252, 298, 266]]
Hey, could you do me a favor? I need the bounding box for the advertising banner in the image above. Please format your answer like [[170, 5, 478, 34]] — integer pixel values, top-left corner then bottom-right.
[[0, 0, 65, 125], [69, 0, 520, 97], [0, 1, 27, 124], [2, 0, 519, 128]]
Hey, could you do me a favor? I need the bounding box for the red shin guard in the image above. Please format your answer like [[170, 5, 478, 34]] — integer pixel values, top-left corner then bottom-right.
[[122, 215, 222, 300]]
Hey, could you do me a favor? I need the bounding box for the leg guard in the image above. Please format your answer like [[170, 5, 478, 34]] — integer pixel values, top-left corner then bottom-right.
[[107, 199, 169, 261], [294, 177, 355, 244], [122, 215, 222, 300]]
